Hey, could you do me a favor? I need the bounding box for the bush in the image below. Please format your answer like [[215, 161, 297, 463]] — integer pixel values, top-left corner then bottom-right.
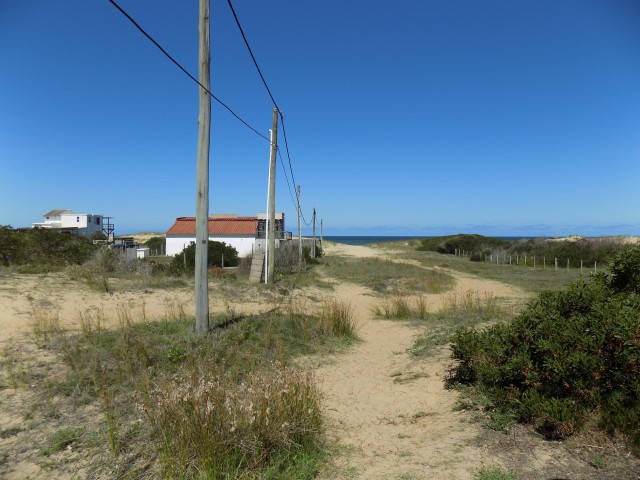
[[171, 241, 239, 273], [417, 234, 507, 255], [0, 226, 99, 267], [448, 248, 640, 449], [144, 236, 165, 254], [609, 245, 640, 294]]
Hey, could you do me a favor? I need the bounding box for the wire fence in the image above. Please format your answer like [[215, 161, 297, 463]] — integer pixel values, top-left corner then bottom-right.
[[453, 249, 599, 274]]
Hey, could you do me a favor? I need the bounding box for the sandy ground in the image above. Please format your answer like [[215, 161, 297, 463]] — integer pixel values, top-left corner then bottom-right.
[[315, 243, 526, 479], [1, 244, 639, 479]]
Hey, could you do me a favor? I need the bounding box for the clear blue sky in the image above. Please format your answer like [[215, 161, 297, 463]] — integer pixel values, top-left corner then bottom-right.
[[2, 0, 639, 237]]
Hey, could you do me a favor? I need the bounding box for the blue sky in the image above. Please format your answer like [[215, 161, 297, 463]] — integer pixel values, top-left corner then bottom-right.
[[1, 1, 639, 237]]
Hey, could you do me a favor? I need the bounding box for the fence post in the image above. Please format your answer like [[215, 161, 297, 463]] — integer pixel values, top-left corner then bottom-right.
[[524, 254, 527, 266], [580, 259, 583, 275], [543, 256, 546, 269], [594, 261, 597, 273], [509, 255, 512, 265], [555, 257, 558, 271], [567, 259, 570, 269]]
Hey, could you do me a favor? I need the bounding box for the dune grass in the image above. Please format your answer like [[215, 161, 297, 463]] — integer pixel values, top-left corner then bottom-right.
[[373, 241, 590, 293], [321, 256, 455, 295], [15, 295, 357, 479]]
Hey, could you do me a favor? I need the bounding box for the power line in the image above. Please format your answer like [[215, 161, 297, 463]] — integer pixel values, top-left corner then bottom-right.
[[107, 0, 270, 143], [278, 115, 298, 199], [109, 0, 312, 223], [277, 148, 297, 214], [225, 0, 278, 109], [226, 0, 303, 215]]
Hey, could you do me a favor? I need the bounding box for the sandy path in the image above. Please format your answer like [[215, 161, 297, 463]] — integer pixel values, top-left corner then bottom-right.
[[316, 243, 526, 479]]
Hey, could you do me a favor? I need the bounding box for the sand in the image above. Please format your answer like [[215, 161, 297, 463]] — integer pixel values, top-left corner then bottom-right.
[[313, 242, 526, 479], [1, 243, 638, 479]]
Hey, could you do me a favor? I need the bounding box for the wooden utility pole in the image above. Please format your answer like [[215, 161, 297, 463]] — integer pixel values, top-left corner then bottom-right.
[[266, 107, 278, 284], [297, 185, 302, 269], [312, 208, 316, 258], [320, 218, 323, 250], [195, 0, 210, 333]]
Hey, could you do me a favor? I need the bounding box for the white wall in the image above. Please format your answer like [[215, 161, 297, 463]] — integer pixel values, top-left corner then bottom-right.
[[166, 235, 256, 257], [166, 236, 195, 257], [61, 214, 87, 228]]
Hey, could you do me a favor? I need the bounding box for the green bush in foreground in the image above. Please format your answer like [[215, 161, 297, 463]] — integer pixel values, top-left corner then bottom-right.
[[449, 246, 640, 450]]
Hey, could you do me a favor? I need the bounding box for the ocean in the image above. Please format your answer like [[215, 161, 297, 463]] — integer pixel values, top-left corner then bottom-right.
[[323, 236, 538, 246]]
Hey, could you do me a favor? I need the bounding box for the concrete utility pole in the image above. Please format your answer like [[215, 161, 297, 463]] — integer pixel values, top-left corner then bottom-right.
[[312, 208, 316, 258], [266, 107, 278, 284], [195, 0, 210, 333], [297, 185, 302, 269]]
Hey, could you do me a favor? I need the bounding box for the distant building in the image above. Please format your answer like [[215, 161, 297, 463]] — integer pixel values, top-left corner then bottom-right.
[[32, 209, 111, 238], [165, 213, 290, 257], [109, 237, 149, 260]]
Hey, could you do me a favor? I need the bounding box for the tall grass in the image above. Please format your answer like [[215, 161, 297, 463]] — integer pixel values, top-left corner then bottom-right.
[[318, 299, 358, 339], [147, 363, 322, 478], [374, 295, 429, 320], [321, 257, 455, 295], [28, 303, 62, 346], [23, 294, 355, 478], [409, 290, 510, 357]]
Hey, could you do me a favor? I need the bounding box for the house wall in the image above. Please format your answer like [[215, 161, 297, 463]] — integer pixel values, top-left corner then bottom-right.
[[57, 214, 103, 236], [60, 214, 87, 229], [166, 235, 256, 257]]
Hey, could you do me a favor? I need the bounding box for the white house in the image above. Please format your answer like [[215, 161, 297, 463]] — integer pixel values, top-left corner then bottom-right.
[[33, 209, 106, 237], [165, 213, 289, 257]]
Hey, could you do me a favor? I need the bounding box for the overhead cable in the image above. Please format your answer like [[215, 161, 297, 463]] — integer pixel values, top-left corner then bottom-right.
[[226, 0, 302, 212], [107, 0, 270, 143]]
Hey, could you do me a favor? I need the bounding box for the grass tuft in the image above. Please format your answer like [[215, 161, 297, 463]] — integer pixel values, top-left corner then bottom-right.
[[319, 300, 358, 339], [147, 363, 323, 477]]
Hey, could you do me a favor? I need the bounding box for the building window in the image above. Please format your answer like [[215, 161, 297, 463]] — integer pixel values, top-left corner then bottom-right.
[[97, 218, 100, 225], [77, 217, 80, 222]]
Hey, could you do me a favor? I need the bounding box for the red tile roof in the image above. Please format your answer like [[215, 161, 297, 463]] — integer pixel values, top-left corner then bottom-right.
[[166, 217, 258, 236]]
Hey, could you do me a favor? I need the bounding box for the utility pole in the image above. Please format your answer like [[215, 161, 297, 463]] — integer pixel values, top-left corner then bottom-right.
[[266, 107, 278, 284], [297, 185, 302, 269], [312, 208, 316, 259], [195, 0, 210, 333], [320, 218, 323, 250]]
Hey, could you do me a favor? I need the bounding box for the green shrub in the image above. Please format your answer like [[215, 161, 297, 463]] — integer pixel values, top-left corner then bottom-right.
[[144, 236, 165, 253], [170, 241, 239, 272], [0, 226, 99, 267], [609, 245, 640, 294], [448, 250, 640, 448], [417, 234, 507, 255]]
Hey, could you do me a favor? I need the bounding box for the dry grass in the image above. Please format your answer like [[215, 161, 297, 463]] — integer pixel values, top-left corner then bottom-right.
[[374, 295, 430, 320], [147, 363, 323, 477]]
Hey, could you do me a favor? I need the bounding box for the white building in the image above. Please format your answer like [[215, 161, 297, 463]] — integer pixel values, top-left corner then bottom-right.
[[165, 213, 289, 257], [33, 209, 106, 237]]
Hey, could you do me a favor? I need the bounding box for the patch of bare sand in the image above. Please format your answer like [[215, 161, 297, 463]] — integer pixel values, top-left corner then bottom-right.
[[316, 283, 481, 479], [0, 273, 274, 340], [315, 244, 529, 479]]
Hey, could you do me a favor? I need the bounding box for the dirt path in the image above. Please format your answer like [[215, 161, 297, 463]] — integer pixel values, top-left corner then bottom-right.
[[316, 243, 526, 479]]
